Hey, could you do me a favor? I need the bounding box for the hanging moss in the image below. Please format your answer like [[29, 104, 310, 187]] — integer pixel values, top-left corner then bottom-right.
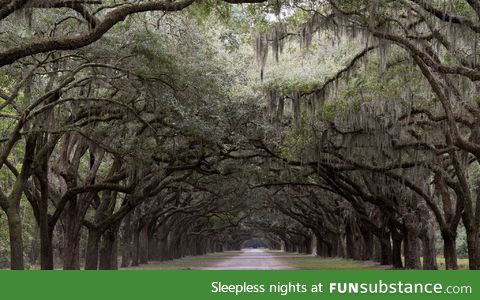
[[254, 31, 268, 81], [291, 91, 301, 129]]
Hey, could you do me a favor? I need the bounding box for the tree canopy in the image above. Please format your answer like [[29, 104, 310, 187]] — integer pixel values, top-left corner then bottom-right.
[[1, 0, 480, 270]]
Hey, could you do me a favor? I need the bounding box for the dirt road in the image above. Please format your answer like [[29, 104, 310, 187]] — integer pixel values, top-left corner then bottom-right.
[[198, 249, 293, 270]]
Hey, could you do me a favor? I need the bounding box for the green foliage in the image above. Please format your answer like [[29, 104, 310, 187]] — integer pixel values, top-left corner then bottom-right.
[[451, 0, 475, 17], [1, 0, 480, 271], [280, 127, 312, 161]]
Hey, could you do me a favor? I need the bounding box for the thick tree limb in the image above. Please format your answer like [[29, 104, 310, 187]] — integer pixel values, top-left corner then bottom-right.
[[409, 0, 480, 33], [0, 0, 196, 67], [302, 46, 376, 97]]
